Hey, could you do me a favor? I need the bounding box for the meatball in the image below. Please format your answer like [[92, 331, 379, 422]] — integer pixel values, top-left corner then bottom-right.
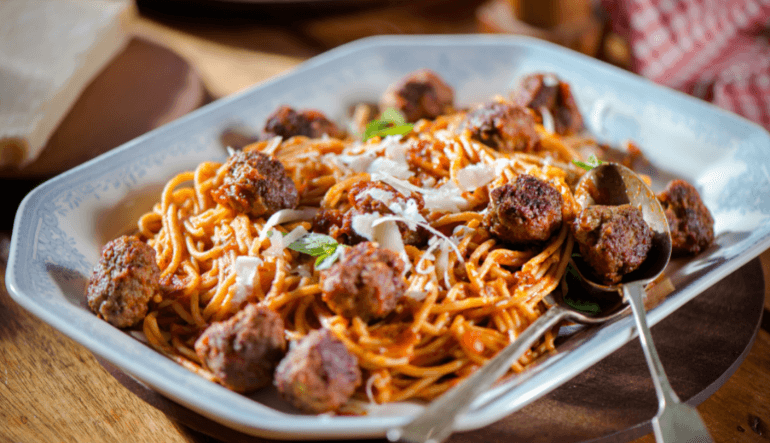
[[312, 208, 346, 238], [262, 105, 343, 139], [657, 179, 714, 256], [321, 242, 406, 321], [572, 204, 653, 285], [379, 69, 454, 123], [86, 235, 160, 328], [484, 175, 563, 245], [511, 73, 584, 135], [194, 304, 286, 393], [461, 102, 540, 153], [347, 180, 429, 246], [211, 151, 299, 217], [274, 329, 362, 413]]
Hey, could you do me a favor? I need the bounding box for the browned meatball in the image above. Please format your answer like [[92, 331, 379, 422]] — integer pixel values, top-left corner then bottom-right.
[[211, 151, 298, 217], [262, 105, 343, 139], [274, 329, 362, 413], [572, 204, 653, 285], [194, 304, 286, 393], [461, 102, 540, 153], [312, 208, 346, 238], [511, 73, 584, 135], [657, 179, 714, 256], [379, 69, 454, 123], [484, 175, 563, 245], [347, 180, 429, 246], [321, 242, 406, 321], [86, 235, 160, 328]]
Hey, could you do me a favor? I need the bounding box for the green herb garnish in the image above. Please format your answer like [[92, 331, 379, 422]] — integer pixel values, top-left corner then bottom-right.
[[286, 233, 347, 270], [573, 155, 603, 171], [566, 261, 581, 280], [563, 294, 602, 314], [563, 259, 602, 314], [362, 108, 414, 141]]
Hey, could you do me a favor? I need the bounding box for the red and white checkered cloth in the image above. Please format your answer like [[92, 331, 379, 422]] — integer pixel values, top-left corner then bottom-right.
[[600, 0, 770, 130]]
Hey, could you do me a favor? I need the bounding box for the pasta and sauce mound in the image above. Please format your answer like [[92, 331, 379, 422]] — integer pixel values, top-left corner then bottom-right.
[[85, 70, 715, 414]]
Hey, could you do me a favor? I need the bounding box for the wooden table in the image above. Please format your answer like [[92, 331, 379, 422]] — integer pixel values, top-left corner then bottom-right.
[[2, 2, 769, 442]]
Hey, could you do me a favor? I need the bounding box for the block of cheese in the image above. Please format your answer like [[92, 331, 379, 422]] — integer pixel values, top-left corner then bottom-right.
[[0, 0, 132, 167]]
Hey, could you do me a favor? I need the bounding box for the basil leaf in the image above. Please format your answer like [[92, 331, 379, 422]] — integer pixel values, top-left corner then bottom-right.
[[380, 107, 407, 126], [315, 246, 346, 270], [287, 233, 338, 256], [573, 155, 603, 171], [362, 108, 414, 141], [563, 295, 602, 314], [286, 232, 346, 269]]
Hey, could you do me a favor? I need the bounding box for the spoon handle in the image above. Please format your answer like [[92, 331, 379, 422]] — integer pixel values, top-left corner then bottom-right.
[[623, 283, 713, 443], [388, 305, 568, 443], [624, 282, 678, 405]]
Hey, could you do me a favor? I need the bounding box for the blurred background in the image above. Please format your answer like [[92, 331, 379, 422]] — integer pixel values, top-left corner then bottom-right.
[[3, 0, 768, 214]]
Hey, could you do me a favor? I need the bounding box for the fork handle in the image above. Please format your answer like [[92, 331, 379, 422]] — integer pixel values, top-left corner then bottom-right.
[[624, 282, 679, 406], [624, 283, 714, 443], [388, 305, 568, 443]]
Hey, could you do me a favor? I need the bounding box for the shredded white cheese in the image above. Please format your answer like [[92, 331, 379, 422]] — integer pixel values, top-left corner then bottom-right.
[[368, 157, 413, 179], [404, 290, 427, 301], [262, 135, 283, 155], [372, 220, 406, 262], [232, 255, 263, 304], [371, 172, 469, 213], [264, 229, 286, 257], [388, 199, 426, 230], [422, 181, 470, 213], [332, 151, 377, 173], [358, 187, 396, 206], [455, 162, 496, 192], [282, 225, 308, 246], [350, 212, 382, 241], [265, 224, 308, 258], [415, 235, 445, 276], [381, 135, 410, 161], [257, 207, 319, 242], [540, 106, 555, 134]]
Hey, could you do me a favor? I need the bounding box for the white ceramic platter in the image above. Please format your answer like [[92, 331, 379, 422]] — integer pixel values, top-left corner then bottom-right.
[[7, 35, 770, 440]]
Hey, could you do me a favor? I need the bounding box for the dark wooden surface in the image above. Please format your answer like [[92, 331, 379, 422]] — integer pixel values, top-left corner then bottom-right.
[[2, 2, 769, 442]]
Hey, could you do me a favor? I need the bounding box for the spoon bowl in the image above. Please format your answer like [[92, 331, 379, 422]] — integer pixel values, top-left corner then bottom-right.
[[572, 163, 713, 443], [571, 162, 671, 291]]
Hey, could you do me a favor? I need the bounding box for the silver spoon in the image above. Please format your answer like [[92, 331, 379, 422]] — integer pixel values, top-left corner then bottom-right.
[[572, 162, 713, 443], [388, 257, 631, 443]]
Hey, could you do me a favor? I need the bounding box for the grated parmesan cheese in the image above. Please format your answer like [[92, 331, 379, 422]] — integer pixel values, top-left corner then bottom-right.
[[455, 162, 496, 192], [282, 225, 308, 246], [257, 207, 318, 242], [264, 229, 285, 257], [540, 106, 555, 134], [232, 255, 263, 305], [350, 212, 382, 241], [358, 187, 396, 206], [372, 171, 469, 213], [404, 290, 427, 301], [368, 157, 413, 179], [264, 225, 308, 257], [372, 220, 406, 264], [332, 150, 377, 173]]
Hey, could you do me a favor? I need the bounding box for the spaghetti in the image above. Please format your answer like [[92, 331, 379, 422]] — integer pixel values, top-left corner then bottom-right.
[[121, 73, 618, 408]]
